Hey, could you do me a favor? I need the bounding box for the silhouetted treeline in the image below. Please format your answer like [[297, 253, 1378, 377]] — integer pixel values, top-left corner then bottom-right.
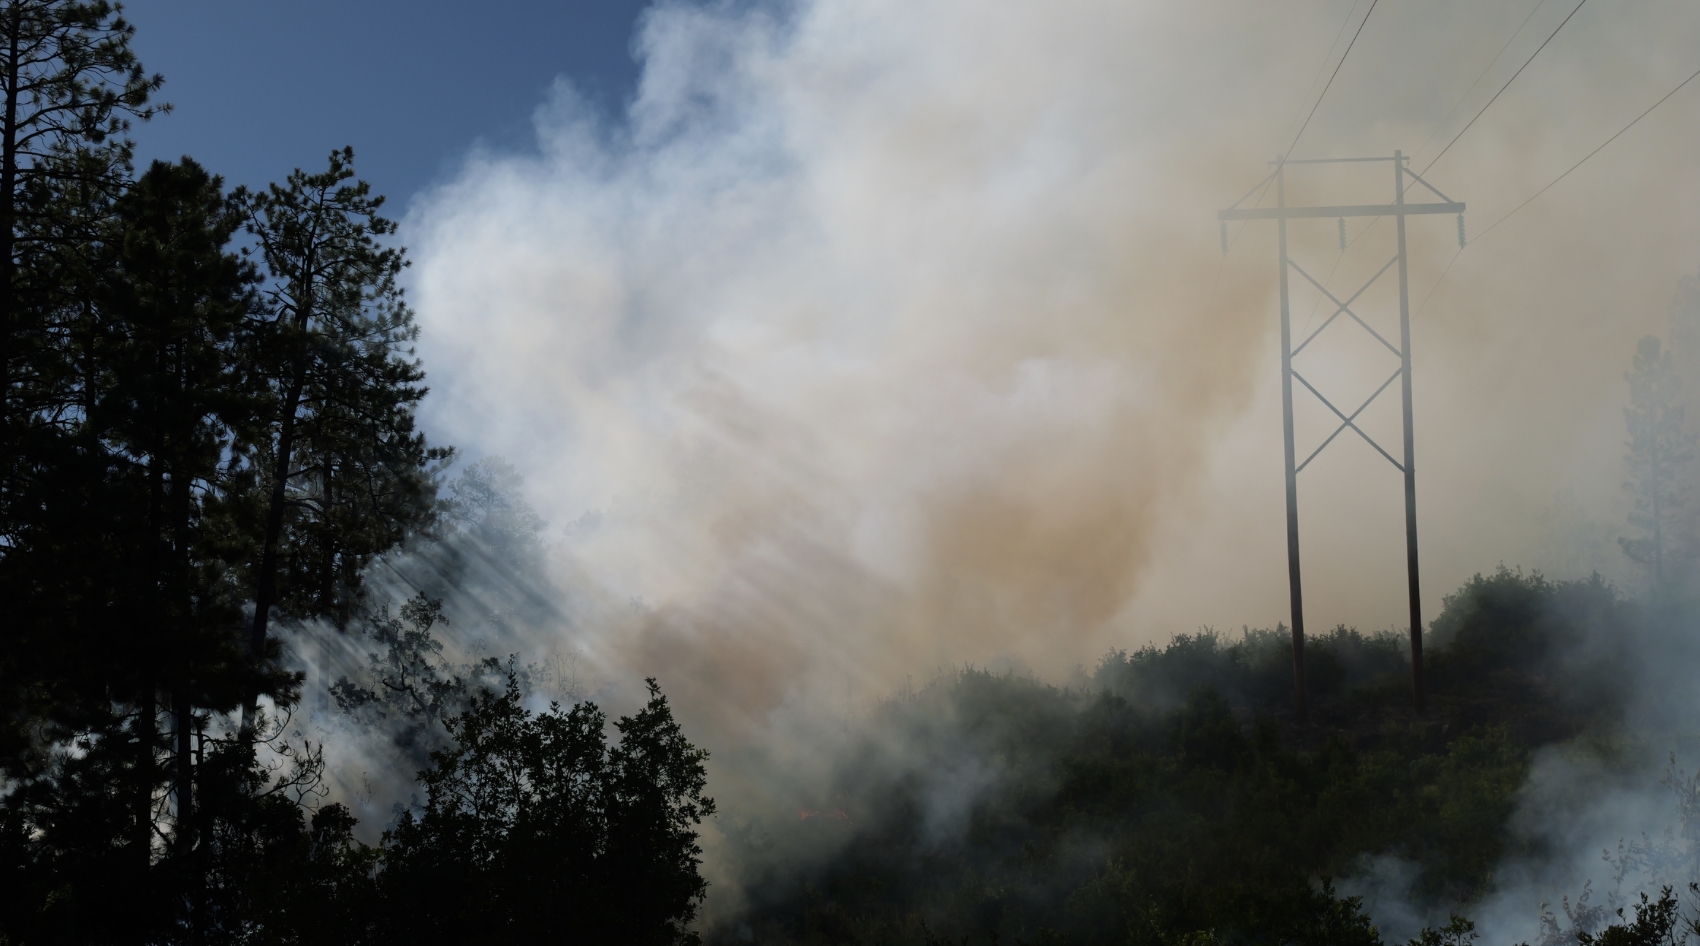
[[0, 4, 713, 943], [1095, 623, 1409, 712], [714, 569, 1700, 946]]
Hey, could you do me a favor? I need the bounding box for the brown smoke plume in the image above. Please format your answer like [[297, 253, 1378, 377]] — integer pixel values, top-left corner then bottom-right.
[[400, 0, 1700, 905]]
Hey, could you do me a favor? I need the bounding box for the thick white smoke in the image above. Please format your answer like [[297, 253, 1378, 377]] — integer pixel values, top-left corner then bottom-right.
[[404, 0, 1288, 708], [393, 0, 1700, 927]]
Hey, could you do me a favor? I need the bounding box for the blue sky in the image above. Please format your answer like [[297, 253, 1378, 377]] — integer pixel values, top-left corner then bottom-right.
[[126, 0, 653, 209]]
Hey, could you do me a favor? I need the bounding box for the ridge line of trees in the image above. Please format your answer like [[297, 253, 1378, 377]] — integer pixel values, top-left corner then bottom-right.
[[0, 5, 717, 943]]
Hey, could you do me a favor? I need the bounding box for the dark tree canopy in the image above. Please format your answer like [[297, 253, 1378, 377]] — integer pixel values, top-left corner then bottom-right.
[[382, 674, 717, 946], [232, 147, 449, 663]]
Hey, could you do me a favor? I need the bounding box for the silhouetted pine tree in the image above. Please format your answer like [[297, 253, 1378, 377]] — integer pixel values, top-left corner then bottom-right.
[[0, 0, 162, 499], [229, 148, 450, 724], [1620, 335, 1695, 591]]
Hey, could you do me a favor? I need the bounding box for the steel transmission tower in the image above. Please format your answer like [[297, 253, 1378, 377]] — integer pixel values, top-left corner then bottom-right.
[[1217, 150, 1464, 723]]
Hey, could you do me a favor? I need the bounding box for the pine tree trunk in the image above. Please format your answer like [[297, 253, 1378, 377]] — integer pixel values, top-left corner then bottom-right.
[[0, 17, 17, 424], [173, 689, 200, 944], [251, 373, 305, 641], [244, 327, 311, 726], [134, 682, 154, 871], [166, 344, 202, 938], [171, 691, 193, 837]]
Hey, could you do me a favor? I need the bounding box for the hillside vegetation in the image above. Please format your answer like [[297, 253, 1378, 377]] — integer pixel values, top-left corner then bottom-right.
[[714, 569, 1699, 946]]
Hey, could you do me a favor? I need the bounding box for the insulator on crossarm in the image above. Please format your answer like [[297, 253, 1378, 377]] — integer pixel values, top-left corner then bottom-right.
[[1220, 220, 1228, 256], [1337, 217, 1347, 252], [1457, 213, 1466, 248]]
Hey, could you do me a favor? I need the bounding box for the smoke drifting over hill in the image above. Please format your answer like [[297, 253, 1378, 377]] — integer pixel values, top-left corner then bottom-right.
[[387, 0, 1700, 934], [406, 0, 1698, 693]]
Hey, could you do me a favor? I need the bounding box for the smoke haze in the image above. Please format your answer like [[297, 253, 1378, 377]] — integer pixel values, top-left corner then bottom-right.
[[403, 0, 1696, 696], [384, 0, 1700, 929]]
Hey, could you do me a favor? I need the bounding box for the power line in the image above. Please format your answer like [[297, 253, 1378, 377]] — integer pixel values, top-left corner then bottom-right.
[[1277, 0, 1363, 150], [1410, 62, 1700, 314], [1286, 0, 1380, 159], [1218, 0, 1379, 269], [1220, 0, 1382, 271], [1301, 1, 1553, 311], [1419, 0, 1589, 175], [1473, 63, 1700, 241], [1412, 248, 1463, 317], [1409, 0, 1550, 163], [1316, 0, 1578, 298]]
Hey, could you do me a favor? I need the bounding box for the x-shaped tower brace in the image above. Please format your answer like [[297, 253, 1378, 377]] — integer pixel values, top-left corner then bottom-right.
[[1218, 151, 1464, 723]]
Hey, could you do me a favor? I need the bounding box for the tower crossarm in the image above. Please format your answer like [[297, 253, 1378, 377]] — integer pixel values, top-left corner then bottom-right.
[[1218, 201, 1463, 221]]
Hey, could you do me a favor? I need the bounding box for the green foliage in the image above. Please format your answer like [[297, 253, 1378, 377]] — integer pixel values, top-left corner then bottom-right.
[[1094, 624, 1409, 712], [1573, 888, 1687, 946], [3, 666, 718, 946], [381, 674, 716, 945], [237, 803, 384, 946], [0, 156, 305, 944], [1408, 914, 1477, 946], [93, 156, 271, 700], [0, 0, 177, 779], [1424, 567, 1631, 731], [0, 703, 332, 945], [714, 566, 1691, 945], [232, 146, 449, 650], [329, 593, 499, 759], [327, 584, 587, 769], [721, 661, 1534, 945], [441, 456, 547, 562], [0, 0, 164, 527], [4, 155, 274, 736], [0, 12, 453, 943]]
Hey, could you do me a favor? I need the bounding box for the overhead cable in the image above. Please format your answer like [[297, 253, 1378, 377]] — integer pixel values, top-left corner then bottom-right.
[[1223, 0, 1381, 266], [1419, 0, 1589, 175], [1409, 0, 1550, 163], [1411, 62, 1700, 315], [1472, 64, 1700, 241], [1325, 0, 1582, 291], [1277, 0, 1364, 150], [1217, 1, 1380, 265], [1305, 0, 1553, 320], [1286, 0, 1380, 160]]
